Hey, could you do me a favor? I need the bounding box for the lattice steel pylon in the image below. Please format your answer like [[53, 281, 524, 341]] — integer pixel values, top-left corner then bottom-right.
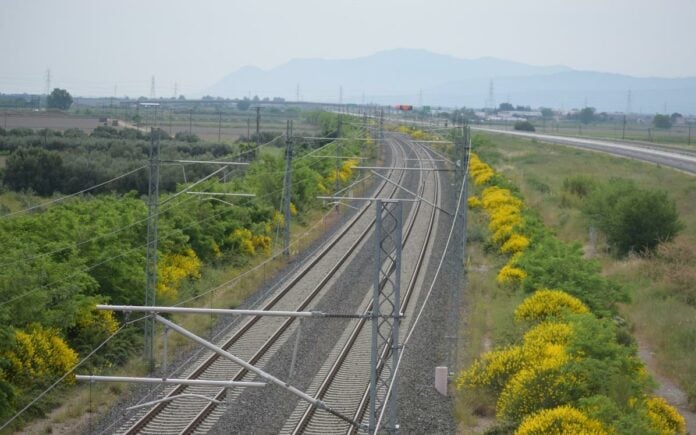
[[144, 128, 160, 367], [369, 199, 403, 433]]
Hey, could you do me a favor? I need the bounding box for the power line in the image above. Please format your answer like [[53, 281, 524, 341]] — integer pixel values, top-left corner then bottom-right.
[[0, 315, 148, 432]]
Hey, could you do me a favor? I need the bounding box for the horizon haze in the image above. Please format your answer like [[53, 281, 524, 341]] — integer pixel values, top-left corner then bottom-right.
[[1, 0, 695, 104]]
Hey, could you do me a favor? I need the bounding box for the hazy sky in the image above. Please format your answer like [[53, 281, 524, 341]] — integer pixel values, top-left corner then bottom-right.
[[2, 0, 695, 97]]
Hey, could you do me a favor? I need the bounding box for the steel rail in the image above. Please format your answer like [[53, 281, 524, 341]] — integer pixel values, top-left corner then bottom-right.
[[289, 135, 442, 434]]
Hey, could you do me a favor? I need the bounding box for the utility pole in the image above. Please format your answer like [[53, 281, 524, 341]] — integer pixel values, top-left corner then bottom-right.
[[247, 117, 251, 140], [622, 115, 627, 140], [282, 120, 293, 256], [369, 199, 402, 434], [45, 68, 51, 95], [335, 115, 343, 194], [44, 68, 51, 109], [218, 110, 222, 142], [188, 109, 193, 134], [255, 106, 261, 158], [150, 76, 156, 99], [296, 83, 300, 102], [144, 128, 161, 368], [379, 109, 384, 143], [445, 125, 470, 376]]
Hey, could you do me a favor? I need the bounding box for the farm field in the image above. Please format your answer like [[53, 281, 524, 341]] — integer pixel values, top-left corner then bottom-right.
[[1, 107, 317, 142], [1, 111, 102, 132]]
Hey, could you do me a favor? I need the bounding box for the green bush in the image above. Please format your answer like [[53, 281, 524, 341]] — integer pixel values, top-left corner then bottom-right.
[[562, 175, 596, 198], [513, 121, 535, 132], [583, 179, 682, 255], [516, 232, 627, 316]]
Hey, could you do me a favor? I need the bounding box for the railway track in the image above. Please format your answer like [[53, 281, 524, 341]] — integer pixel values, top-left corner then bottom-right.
[[116, 133, 428, 434], [281, 135, 444, 434]]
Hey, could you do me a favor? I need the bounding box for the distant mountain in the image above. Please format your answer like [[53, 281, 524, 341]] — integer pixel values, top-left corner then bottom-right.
[[205, 49, 696, 114]]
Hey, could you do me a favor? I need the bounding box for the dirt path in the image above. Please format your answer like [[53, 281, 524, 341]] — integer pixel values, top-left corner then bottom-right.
[[637, 337, 695, 433]]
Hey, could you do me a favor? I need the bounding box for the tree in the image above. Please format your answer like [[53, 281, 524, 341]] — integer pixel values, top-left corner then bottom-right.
[[653, 114, 672, 129], [514, 120, 535, 132], [583, 179, 683, 255], [499, 102, 514, 111], [46, 88, 73, 110], [237, 99, 251, 111], [3, 147, 67, 195], [540, 108, 554, 119], [579, 107, 596, 124]]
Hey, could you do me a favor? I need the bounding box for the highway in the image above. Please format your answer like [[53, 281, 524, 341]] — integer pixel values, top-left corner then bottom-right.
[[472, 127, 696, 175]]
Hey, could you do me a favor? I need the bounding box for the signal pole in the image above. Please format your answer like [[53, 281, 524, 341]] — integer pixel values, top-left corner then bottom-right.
[[45, 68, 51, 95], [255, 106, 261, 158], [282, 120, 294, 256], [335, 115, 343, 194], [445, 125, 470, 374], [44, 68, 51, 108], [379, 109, 384, 143], [218, 111, 222, 142], [144, 128, 161, 368]]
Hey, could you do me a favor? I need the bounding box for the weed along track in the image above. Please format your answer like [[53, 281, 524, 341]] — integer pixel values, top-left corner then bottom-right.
[[116, 133, 438, 434]]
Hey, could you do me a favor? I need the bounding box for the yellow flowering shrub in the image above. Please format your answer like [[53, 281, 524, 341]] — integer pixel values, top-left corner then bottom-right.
[[515, 405, 607, 435], [470, 153, 496, 185], [290, 202, 298, 216], [497, 363, 577, 421], [5, 325, 78, 387], [497, 263, 527, 285], [481, 186, 523, 211], [396, 125, 412, 135], [252, 234, 272, 255], [458, 322, 573, 394], [646, 396, 686, 434], [411, 129, 431, 140], [467, 195, 482, 209], [75, 307, 118, 335], [157, 248, 202, 301], [229, 227, 271, 257], [327, 158, 361, 186], [515, 289, 590, 322], [501, 234, 530, 254], [272, 210, 285, 227], [211, 240, 222, 258], [522, 322, 574, 354], [488, 205, 524, 233], [491, 224, 516, 244], [230, 228, 256, 256], [457, 346, 526, 392]]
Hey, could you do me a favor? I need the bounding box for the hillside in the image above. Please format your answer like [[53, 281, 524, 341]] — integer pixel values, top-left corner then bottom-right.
[[206, 49, 696, 114]]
